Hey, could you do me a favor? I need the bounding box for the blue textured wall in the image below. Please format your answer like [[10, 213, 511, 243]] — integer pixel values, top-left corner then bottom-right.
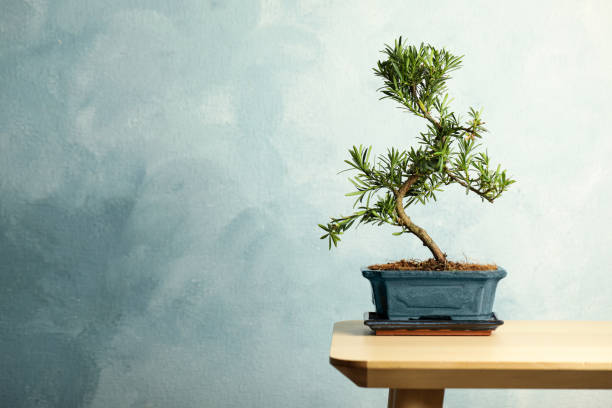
[[1, 1, 612, 407]]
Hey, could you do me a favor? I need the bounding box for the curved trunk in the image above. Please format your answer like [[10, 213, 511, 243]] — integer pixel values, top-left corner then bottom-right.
[[395, 174, 447, 263]]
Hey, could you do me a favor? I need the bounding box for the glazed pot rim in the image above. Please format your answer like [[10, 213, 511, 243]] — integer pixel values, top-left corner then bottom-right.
[[362, 267, 507, 279]]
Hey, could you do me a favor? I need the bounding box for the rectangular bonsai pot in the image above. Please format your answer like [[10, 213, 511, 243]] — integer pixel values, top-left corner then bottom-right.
[[362, 267, 507, 321]]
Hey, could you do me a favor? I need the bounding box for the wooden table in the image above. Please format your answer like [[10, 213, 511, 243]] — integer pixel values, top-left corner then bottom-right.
[[329, 320, 612, 407]]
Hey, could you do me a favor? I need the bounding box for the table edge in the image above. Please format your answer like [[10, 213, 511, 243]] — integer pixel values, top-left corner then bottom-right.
[[330, 320, 612, 371]]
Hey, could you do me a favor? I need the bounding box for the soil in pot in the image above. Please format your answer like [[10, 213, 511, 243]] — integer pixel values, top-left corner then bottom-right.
[[368, 258, 497, 271]]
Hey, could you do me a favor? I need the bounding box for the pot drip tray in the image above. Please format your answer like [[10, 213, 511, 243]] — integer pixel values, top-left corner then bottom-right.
[[364, 312, 504, 336]]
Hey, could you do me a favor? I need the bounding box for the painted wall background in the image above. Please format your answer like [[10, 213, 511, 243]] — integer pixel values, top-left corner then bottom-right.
[[1, 0, 612, 407]]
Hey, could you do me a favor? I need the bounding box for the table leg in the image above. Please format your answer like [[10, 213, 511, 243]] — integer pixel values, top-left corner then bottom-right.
[[387, 389, 445, 408]]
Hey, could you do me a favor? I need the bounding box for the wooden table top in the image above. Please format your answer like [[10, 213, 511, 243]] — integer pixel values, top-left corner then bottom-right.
[[329, 320, 612, 389]]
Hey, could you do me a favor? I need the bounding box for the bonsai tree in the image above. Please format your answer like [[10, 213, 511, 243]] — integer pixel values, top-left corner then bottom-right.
[[319, 38, 515, 264]]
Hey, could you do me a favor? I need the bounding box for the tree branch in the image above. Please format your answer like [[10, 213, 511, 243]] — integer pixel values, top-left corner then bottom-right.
[[395, 173, 446, 262], [453, 125, 483, 139], [444, 167, 494, 203], [410, 85, 442, 131]]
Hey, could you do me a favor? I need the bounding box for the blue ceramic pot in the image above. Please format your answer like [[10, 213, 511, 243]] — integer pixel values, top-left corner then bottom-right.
[[362, 267, 507, 320]]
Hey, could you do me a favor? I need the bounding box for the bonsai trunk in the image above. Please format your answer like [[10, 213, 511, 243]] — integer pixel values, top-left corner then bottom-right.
[[395, 174, 447, 263]]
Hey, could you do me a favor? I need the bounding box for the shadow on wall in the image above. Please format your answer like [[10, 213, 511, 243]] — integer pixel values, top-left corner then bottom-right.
[[0, 332, 98, 407], [0, 152, 237, 406], [0, 0, 330, 406], [0, 196, 144, 406]]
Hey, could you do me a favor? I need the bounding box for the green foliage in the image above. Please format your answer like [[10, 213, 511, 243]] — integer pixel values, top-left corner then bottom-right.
[[319, 37, 515, 251]]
